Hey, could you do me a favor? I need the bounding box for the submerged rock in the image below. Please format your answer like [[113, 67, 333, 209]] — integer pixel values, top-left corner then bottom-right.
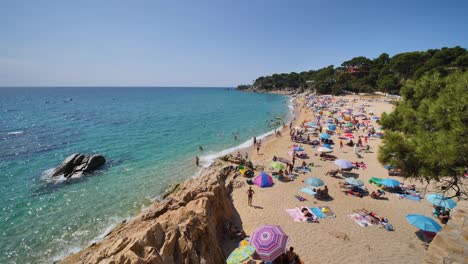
[[52, 153, 106, 179]]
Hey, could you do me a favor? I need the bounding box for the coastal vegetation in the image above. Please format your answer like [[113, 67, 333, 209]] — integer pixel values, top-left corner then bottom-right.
[[238, 46, 467, 95], [378, 71, 468, 198]]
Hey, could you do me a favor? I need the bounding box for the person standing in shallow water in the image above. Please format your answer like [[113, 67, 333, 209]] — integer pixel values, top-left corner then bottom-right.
[[246, 186, 255, 206], [195, 156, 199, 166]]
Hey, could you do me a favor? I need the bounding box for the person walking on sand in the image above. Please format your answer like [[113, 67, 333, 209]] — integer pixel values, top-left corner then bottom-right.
[[340, 139, 343, 149], [247, 187, 255, 206], [256, 144, 260, 154], [253, 137, 257, 146], [195, 156, 199, 166]]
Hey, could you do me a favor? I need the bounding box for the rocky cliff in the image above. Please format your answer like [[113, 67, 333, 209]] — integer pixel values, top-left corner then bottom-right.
[[424, 207, 467, 264], [59, 163, 240, 264]]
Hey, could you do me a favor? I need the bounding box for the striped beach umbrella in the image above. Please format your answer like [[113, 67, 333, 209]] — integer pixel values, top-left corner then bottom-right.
[[226, 245, 256, 264], [250, 225, 289, 262]]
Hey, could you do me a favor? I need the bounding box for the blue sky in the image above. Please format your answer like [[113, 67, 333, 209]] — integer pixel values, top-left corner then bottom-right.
[[1, 0, 467, 87]]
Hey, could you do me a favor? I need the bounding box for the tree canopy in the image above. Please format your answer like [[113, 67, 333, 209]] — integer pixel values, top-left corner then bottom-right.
[[238, 46, 467, 95], [378, 71, 468, 198]]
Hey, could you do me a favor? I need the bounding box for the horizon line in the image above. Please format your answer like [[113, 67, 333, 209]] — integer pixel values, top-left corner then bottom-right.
[[0, 85, 237, 88]]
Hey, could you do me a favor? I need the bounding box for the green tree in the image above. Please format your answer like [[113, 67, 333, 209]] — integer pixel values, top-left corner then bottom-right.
[[378, 71, 468, 198]]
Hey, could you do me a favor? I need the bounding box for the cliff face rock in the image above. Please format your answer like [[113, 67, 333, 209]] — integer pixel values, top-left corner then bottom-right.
[[424, 208, 467, 264], [52, 153, 106, 179], [60, 165, 239, 264]]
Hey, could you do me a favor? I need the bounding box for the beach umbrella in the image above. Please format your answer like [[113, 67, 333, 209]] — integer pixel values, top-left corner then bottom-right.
[[322, 143, 332, 149], [372, 116, 380, 120], [305, 177, 324, 187], [227, 245, 256, 264], [319, 133, 330, 139], [345, 177, 364, 187], [335, 159, 353, 169], [270, 162, 285, 170], [380, 178, 400, 188], [253, 172, 273, 188], [426, 194, 457, 209], [345, 122, 353, 128], [250, 225, 289, 262], [317, 147, 333, 153], [293, 146, 304, 151], [406, 214, 442, 233], [328, 124, 336, 131]]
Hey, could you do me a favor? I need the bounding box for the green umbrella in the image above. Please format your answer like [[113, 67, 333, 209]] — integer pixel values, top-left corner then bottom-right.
[[227, 245, 256, 264], [270, 161, 285, 170], [345, 122, 353, 128]]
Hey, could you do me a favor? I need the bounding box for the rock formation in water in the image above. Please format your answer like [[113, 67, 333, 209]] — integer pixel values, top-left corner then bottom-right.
[[52, 153, 106, 178], [59, 164, 241, 264]]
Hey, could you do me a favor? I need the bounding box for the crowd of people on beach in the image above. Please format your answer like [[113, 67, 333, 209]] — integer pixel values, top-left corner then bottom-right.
[[221, 95, 454, 263]]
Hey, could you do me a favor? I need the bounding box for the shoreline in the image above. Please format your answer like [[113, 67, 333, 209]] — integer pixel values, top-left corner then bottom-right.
[[58, 93, 466, 264], [54, 93, 294, 263]]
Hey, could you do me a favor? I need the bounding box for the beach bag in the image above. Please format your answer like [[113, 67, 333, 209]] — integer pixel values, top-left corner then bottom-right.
[[384, 223, 394, 231]]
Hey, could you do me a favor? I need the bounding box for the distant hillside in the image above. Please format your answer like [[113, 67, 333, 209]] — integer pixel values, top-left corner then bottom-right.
[[238, 46, 468, 95]]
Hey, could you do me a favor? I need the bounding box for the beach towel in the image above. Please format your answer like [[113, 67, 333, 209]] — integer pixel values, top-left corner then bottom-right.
[[350, 213, 369, 227], [395, 193, 421, 201], [295, 195, 307, 202], [286, 209, 305, 222], [300, 187, 316, 196], [319, 206, 336, 218], [310, 207, 326, 218], [295, 167, 311, 174]]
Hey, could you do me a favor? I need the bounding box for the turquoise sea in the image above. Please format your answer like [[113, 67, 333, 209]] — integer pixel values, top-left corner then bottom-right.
[[0, 87, 290, 263]]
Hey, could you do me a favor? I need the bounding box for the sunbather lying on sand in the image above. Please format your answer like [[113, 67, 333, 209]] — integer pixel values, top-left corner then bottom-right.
[[370, 189, 385, 199], [353, 209, 384, 224], [342, 186, 365, 197], [338, 182, 353, 189], [301, 207, 318, 223], [326, 169, 340, 177], [319, 153, 336, 161]]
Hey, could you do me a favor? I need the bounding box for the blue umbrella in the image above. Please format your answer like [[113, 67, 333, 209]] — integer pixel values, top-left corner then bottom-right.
[[334, 159, 353, 169], [406, 214, 442, 233], [319, 133, 330, 139], [372, 116, 380, 120], [380, 178, 400, 187], [426, 194, 457, 209], [328, 124, 336, 131], [323, 143, 332, 149], [345, 178, 364, 186], [305, 177, 324, 187]]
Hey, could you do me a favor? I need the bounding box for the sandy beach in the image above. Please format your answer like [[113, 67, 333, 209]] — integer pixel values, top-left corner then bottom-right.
[[229, 94, 466, 264]]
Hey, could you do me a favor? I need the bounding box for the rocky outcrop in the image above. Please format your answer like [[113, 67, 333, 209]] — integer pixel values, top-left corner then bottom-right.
[[52, 153, 106, 178], [59, 164, 240, 264], [424, 208, 467, 264]]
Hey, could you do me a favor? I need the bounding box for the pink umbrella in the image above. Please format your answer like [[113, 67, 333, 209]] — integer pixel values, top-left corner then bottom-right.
[[250, 225, 289, 262]]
